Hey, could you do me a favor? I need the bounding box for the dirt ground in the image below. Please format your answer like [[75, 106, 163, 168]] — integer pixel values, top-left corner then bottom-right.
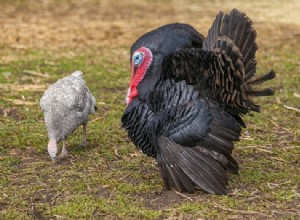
[[1, 0, 300, 58], [0, 0, 299, 219]]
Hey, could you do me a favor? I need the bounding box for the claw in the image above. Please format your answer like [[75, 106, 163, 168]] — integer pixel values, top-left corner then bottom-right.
[[50, 156, 57, 162]]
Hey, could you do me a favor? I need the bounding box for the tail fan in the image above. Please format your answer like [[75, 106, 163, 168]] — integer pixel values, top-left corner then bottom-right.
[[202, 8, 275, 115], [203, 8, 258, 82]]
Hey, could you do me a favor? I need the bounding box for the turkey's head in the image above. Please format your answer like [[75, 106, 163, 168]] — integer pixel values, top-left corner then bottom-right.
[[47, 139, 58, 161], [126, 47, 153, 105]]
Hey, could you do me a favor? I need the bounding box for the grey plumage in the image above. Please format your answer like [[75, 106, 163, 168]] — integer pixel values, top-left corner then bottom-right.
[[40, 71, 96, 161]]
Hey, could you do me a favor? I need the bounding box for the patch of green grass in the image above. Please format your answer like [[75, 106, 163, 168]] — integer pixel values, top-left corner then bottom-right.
[[1, 46, 299, 219], [271, 190, 299, 202], [50, 194, 162, 219], [0, 209, 31, 220], [0, 156, 21, 175], [177, 202, 206, 213]]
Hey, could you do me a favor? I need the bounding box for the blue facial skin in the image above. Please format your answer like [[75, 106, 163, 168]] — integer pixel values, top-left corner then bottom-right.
[[133, 52, 143, 66]]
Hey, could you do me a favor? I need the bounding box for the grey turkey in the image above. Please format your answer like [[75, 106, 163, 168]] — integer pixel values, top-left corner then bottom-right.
[[40, 71, 97, 161], [122, 9, 275, 194]]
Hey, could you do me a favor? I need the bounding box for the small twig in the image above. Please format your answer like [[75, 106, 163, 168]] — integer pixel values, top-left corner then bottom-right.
[[277, 90, 299, 113], [246, 196, 261, 201], [283, 105, 300, 112], [238, 145, 259, 149], [89, 116, 104, 123], [151, 160, 159, 170], [119, 174, 130, 181], [228, 188, 239, 196], [113, 147, 122, 159], [129, 152, 141, 157], [0, 83, 47, 92], [269, 156, 285, 162], [294, 93, 300, 98], [276, 97, 282, 104], [267, 182, 278, 189], [70, 159, 75, 165], [1, 97, 37, 105], [267, 181, 292, 189], [171, 189, 193, 202], [44, 60, 56, 66], [53, 215, 68, 219], [249, 188, 260, 196], [240, 137, 254, 140], [10, 43, 27, 49], [284, 145, 300, 149], [23, 69, 49, 78], [272, 209, 300, 216], [271, 120, 280, 128], [255, 148, 273, 153]]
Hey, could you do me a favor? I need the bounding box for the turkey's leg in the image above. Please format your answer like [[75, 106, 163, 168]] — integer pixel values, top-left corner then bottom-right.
[[60, 141, 68, 157], [80, 123, 87, 151]]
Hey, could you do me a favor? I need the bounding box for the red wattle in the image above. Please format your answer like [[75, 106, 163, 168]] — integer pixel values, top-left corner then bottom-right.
[[127, 47, 153, 104]]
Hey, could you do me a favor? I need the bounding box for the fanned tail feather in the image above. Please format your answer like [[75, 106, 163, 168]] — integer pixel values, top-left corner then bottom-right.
[[244, 70, 275, 111], [246, 88, 274, 96], [202, 8, 275, 116], [245, 70, 276, 109], [247, 70, 276, 85]]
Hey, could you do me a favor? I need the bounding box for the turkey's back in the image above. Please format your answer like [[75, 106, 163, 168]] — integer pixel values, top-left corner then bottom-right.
[[40, 74, 95, 142], [131, 23, 204, 61]]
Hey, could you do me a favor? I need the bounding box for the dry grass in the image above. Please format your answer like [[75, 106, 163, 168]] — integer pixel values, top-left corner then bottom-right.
[[1, 0, 299, 59]]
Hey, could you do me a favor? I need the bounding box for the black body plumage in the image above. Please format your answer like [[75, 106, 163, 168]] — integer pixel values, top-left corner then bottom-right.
[[122, 9, 275, 194]]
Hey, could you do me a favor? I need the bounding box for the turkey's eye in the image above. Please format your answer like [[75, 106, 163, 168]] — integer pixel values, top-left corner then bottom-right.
[[133, 52, 143, 66]]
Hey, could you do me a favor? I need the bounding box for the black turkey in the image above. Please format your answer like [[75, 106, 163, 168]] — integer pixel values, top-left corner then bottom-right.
[[122, 9, 275, 194]]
